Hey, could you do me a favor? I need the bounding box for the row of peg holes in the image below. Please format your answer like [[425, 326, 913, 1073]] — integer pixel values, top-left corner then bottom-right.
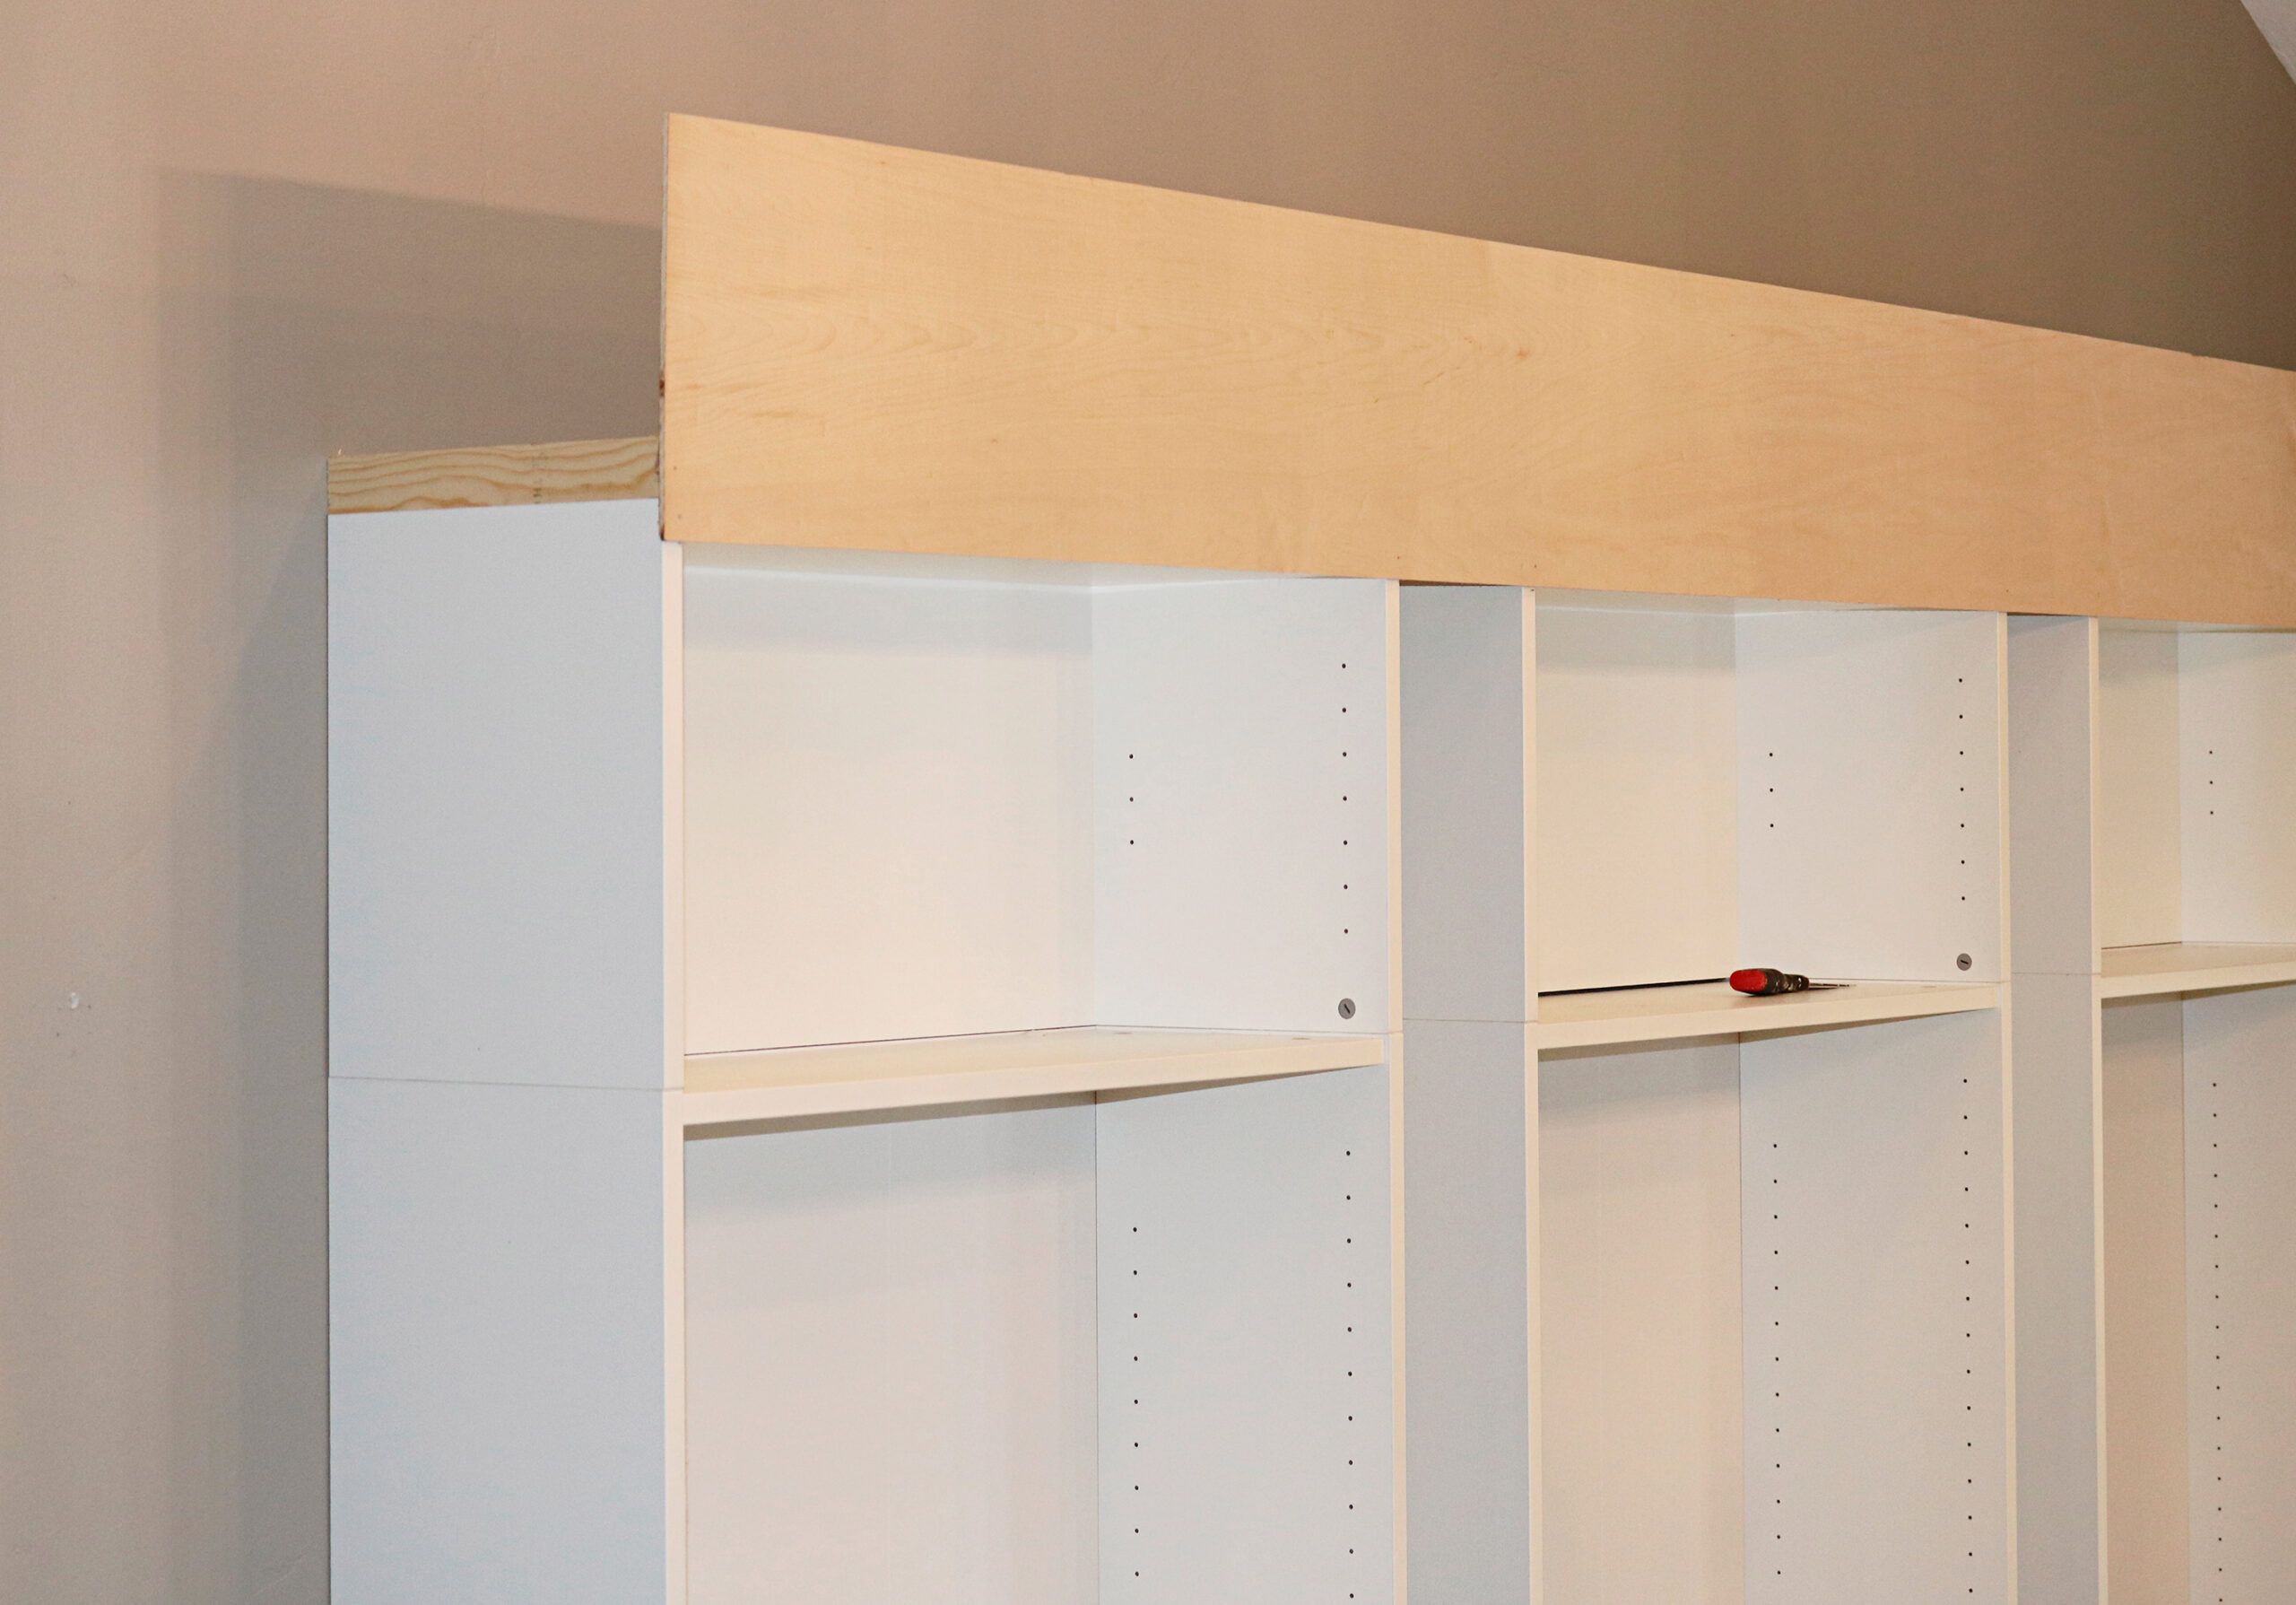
[[1955, 677, 1976, 938], [1117, 1147, 1372, 1594], [1958, 1065, 1983, 1593], [1124, 1222, 1144, 1582], [2202, 1069, 2228, 1603], [1954, 674, 1985, 1592], [1343, 1145, 1366, 1596], [1754, 1074, 1992, 1592], [1119, 650, 1371, 1589], [1339, 658, 1361, 1017], [1758, 1134, 1787, 1580]]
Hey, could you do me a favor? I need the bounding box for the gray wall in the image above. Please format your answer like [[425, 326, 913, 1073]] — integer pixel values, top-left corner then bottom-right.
[[3, 2, 2293, 1598]]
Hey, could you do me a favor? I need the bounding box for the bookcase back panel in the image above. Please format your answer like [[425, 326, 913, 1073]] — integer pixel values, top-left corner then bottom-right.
[[2183, 985, 2296, 1605], [1099, 1060, 1399, 1602], [1740, 1009, 2012, 1605], [2099, 628, 2185, 948], [1535, 602, 1739, 993], [683, 1101, 1100, 1605], [684, 564, 1095, 1053], [1541, 1039, 1746, 1604], [328, 502, 674, 1088], [2101, 997, 2191, 1605]]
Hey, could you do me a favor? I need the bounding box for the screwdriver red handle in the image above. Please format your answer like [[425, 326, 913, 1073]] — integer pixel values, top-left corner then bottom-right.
[[1730, 967, 1811, 996]]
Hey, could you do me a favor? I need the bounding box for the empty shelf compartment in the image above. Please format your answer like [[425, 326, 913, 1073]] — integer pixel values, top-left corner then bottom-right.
[[2096, 622, 2296, 951], [1535, 592, 2005, 994]]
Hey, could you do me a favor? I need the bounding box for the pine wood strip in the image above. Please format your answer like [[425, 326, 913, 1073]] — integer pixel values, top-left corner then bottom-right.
[[661, 115, 2296, 626], [328, 436, 659, 515]]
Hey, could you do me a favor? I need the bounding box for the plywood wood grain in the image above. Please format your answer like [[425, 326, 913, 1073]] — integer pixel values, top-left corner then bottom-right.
[[329, 435, 657, 514], [662, 116, 2296, 625]]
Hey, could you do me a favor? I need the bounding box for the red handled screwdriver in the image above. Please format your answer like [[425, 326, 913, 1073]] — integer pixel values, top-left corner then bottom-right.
[[1728, 968, 1848, 997]]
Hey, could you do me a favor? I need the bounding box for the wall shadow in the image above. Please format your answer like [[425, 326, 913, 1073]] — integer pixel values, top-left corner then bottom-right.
[[149, 170, 659, 1601]]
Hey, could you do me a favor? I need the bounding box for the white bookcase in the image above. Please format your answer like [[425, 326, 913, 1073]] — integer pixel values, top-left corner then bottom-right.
[[328, 502, 1405, 1603], [2008, 616, 2296, 1605], [312, 109, 2296, 1604], [1401, 586, 2016, 1605], [331, 496, 2296, 1605]]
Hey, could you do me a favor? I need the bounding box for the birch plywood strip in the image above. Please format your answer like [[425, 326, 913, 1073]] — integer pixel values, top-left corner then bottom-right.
[[661, 116, 2296, 625]]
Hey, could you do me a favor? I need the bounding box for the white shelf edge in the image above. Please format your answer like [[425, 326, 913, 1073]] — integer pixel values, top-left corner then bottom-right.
[[1534, 980, 2004, 1051], [680, 1025, 1387, 1128], [2094, 943, 2296, 1001]]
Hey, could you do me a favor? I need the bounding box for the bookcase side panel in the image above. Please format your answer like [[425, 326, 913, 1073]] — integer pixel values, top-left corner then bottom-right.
[[1403, 1020, 1536, 1605], [1399, 585, 1533, 1023], [328, 500, 674, 1088], [330, 1079, 681, 1604]]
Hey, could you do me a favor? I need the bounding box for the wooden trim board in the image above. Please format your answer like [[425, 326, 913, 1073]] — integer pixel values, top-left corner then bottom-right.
[[329, 436, 658, 514], [661, 115, 2296, 626]]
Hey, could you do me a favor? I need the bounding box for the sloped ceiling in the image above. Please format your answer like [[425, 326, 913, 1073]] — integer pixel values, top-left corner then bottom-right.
[[2247, 0, 2296, 77]]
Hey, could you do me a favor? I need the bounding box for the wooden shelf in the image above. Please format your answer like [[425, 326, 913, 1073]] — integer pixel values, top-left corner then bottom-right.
[[1534, 979, 2002, 1051], [682, 1026, 1386, 1127], [2095, 943, 2296, 1000]]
